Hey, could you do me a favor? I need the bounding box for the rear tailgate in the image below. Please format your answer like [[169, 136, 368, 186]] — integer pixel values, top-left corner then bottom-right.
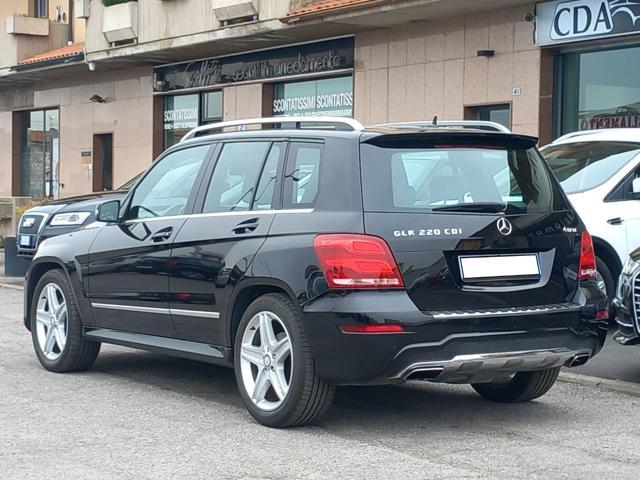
[[360, 132, 582, 313]]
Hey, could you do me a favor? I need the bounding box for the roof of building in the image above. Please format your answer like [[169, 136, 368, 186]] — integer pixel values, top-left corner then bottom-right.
[[282, 0, 384, 22], [17, 42, 85, 66]]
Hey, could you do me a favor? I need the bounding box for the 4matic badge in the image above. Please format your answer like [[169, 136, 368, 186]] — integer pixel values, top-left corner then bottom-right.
[[393, 228, 463, 237]]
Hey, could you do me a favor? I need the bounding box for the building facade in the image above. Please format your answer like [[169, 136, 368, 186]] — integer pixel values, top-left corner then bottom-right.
[[1, 0, 639, 235]]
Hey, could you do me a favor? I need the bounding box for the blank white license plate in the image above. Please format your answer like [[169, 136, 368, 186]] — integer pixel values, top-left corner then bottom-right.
[[19, 235, 32, 248], [459, 254, 539, 280]]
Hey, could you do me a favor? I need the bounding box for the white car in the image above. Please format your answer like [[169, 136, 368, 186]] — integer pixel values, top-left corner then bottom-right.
[[541, 129, 640, 297]]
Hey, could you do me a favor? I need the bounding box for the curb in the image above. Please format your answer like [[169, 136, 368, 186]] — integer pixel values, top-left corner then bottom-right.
[[0, 282, 23, 291], [559, 371, 640, 398]]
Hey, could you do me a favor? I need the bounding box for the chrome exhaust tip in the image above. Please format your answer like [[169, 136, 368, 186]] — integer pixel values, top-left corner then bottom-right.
[[567, 353, 590, 368], [405, 367, 444, 381]]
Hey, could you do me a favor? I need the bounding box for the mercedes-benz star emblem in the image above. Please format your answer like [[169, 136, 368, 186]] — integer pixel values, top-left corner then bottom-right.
[[496, 217, 513, 236]]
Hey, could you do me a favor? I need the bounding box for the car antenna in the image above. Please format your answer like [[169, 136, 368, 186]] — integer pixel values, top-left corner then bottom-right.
[[432, 115, 438, 127]]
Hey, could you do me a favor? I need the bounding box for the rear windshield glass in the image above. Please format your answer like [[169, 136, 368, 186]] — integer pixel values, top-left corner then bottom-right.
[[541, 141, 640, 194], [361, 144, 566, 214]]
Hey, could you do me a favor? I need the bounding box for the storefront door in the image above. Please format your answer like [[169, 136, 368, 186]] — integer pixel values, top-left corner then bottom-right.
[[20, 109, 60, 198]]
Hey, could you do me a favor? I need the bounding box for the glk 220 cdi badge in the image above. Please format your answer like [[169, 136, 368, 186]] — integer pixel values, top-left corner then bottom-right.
[[24, 117, 609, 427]]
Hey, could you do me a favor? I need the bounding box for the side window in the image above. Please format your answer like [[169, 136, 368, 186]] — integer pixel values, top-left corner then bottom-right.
[[203, 142, 270, 213], [285, 143, 323, 208], [253, 144, 284, 210], [128, 145, 211, 220]]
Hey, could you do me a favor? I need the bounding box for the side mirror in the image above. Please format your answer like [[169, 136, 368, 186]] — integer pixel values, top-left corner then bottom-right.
[[96, 200, 121, 223], [633, 177, 640, 195]]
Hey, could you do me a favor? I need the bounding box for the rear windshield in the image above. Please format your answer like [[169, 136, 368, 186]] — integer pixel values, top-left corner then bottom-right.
[[361, 144, 567, 214], [541, 141, 640, 194]]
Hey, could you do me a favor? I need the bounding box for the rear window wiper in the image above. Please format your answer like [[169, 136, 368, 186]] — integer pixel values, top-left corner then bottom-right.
[[431, 202, 507, 213]]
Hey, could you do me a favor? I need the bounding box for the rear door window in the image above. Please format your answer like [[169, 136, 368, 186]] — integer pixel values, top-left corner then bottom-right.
[[203, 142, 271, 213], [361, 144, 565, 214]]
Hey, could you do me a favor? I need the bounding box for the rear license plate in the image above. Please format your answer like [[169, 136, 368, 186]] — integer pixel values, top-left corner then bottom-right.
[[459, 254, 539, 280], [19, 235, 33, 248]]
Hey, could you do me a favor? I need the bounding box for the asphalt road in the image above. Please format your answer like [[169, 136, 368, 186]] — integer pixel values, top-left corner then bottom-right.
[[1, 285, 639, 479]]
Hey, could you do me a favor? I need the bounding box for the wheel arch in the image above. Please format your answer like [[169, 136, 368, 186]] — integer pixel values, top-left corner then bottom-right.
[[24, 258, 76, 331], [591, 236, 622, 287], [226, 278, 297, 348]]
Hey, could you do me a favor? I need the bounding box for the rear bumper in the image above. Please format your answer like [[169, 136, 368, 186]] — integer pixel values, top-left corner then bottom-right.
[[302, 288, 608, 385]]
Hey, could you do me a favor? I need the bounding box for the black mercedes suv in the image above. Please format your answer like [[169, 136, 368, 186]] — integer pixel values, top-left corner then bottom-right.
[[24, 117, 608, 427]]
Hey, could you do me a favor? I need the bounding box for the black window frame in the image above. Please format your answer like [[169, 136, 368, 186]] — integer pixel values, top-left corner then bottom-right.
[[193, 139, 288, 214], [282, 141, 325, 210]]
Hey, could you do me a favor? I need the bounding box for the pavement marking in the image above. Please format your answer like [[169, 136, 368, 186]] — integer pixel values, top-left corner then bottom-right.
[[559, 371, 640, 398], [0, 282, 23, 291]]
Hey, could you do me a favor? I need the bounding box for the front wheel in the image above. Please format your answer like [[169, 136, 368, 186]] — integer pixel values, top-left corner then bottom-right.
[[471, 367, 560, 403], [234, 293, 334, 428], [30, 269, 101, 372]]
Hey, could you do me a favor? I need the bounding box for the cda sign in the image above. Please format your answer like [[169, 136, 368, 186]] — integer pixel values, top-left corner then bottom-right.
[[536, 0, 640, 46]]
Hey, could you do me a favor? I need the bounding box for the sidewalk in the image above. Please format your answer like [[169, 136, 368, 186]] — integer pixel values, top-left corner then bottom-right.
[[0, 249, 25, 287]]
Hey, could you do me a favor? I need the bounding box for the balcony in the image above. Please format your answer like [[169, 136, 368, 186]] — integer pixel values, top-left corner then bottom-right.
[[6, 16, 49, 36], [102, 1, 139, 45], [0, 20, 70, 70]]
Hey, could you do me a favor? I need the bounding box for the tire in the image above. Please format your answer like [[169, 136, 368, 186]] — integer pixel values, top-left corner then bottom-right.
[[30, 269, 101, 373], [471, 367, 560, 403], [233, 293, 334, 428], [595, 256, 614, 299]]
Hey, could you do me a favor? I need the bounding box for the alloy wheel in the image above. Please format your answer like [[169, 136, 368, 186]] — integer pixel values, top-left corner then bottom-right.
[[239, 311, 293, 412], [35, 283, 68, 361]]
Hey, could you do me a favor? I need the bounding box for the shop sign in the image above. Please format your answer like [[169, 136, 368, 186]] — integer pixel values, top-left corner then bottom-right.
[[273, 77, 353, 117], [580, 111, 640, 130], [163, 107, 199, 130], [154, 38, 354, 92], [536, 0, 640, 46]]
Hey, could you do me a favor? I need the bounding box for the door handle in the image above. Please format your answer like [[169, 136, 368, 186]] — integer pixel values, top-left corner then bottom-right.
[[151, 227, 173, 242], [607, 217, 624, 225], [232, 218, 259, 234]]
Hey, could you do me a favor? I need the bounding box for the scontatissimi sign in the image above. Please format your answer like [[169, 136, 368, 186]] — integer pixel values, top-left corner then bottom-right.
[[272, 76, 353, 117], [536, 0, 640, 46]]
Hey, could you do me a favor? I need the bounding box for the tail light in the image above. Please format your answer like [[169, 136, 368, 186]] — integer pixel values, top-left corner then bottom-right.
[[313, 234, 404, 289], [579, 231, 597, 281]]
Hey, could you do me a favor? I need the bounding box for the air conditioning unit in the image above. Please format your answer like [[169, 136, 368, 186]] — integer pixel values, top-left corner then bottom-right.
[[212, 0, 258, 25], [75, 0, 90, 18]]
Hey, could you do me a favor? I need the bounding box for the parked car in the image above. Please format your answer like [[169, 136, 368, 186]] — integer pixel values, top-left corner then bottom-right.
[[613, 249, 640, 345], [541, 129, 640, 297], [16, 174, 141, 258], [23, 117, 608, 428]]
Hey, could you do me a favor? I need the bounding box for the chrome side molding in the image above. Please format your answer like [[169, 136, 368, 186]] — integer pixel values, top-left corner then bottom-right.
[[91, 303, 221, 319]]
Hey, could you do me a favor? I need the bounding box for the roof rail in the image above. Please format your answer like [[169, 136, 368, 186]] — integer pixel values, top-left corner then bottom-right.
[[180, 116, 364, 142], [551, 129, 614, 144], [371, 120, 511, 133]]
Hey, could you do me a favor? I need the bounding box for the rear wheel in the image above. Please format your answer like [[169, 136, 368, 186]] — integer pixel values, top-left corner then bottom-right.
[[30, 270, 100, 372], [471, 367, 560, 403], [234, 293, 334, 428]]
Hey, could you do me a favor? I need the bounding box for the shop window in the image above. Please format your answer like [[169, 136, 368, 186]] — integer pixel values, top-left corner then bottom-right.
[[163, 94, 199, 148], [20, 109, 59, 198], [202, 91, 223, 123], [163, 91, 223, 149], [465, 104, 511, 129], [558, 45, 640, 135], [273, 76, 353, 117]]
